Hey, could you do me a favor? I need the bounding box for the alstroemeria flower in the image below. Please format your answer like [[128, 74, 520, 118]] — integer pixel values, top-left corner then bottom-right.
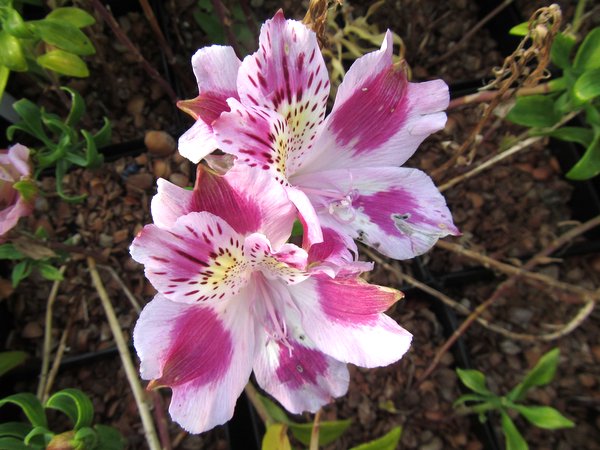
[[130, 165, 411, 433], [178, 11, 458, 259], [0, 144, 34, 238]]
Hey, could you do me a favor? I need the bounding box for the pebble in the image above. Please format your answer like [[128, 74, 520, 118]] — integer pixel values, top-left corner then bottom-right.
[[169, 173, 190, 188], [420, 436, 443, 450], [532, 166, 553, 181], [126, 173, 154, 190], [22, 321, 43, 338], [112, 229, 129, 244], [145, 130, 176, 157], [152, 159, 170, 178]]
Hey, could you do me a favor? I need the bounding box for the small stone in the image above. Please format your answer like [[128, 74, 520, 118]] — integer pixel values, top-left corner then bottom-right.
[[126, 95, 145, 116], [169, 173, 190, 188], [126, 173, 154, 190], [99, 233, 114, 248], [500, 340, 521, 355], [113, 229, 129, 244], [578, 373, 596, 388], [145, 130, 176, 157], [22, 321, 44, 339], [153, 159, 170, 178], [532, 166, 553, 181], [421, 436, 444, 450]]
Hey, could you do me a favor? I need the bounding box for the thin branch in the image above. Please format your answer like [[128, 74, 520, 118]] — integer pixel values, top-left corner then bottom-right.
[[138, 0, 176, 64], [90, 0, 177, 103], [448, 82, 553, 110], [309, 409, 322, 450], [211, 0, 242, 56], [98, 264, 142, 313], [43, 315, 74, 401], [244, 382, 272, 425], [151, 391, 173, 450], [87, 257, 161, 450], [37, 265, 67, 400]]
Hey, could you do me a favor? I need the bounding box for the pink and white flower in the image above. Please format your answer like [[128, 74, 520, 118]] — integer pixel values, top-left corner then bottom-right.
[[130, 165, 411, 433], [0, 144, 34, 238], [179, 11, 458, 259]]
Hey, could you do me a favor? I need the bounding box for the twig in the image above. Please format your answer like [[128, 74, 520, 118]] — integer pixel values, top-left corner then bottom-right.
[[417, 215, 600, 385], [448, 83, 553, 110], [211, 0, 242, 56], [435, 240, 599, 303], [98, 264, 142, 313], [43, 315, 74, 401], [151, 391, 172, 450], [37, 265, 67, 400], [90, 0, 177, 103], [172, 430, 187, 449], [87, 257, 161, 450], [138, 0, 176, 64], [309, 409, 322, 450], [244, 382, 272, 425]]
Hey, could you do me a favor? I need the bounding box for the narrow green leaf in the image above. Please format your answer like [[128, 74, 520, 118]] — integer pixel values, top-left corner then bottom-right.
[[46, 7, 95, 28], [46, 388, 94, 430], [73, 427, 97, 448], [508, 348, 560, 401], [37, 262, 64, 281], [506, 95, 561, 128], [565, 128, 600, 180], [94, 425, 125, 450], [61, 87, 85, 126], [573, 69, 600, 102], [257, 394, 291, 425], [30, 20, 95, 56], [512, 405, 575, 429], [10, 99, 47, 143], [81, 130, 104, 168], [550, 33, 576, 69], [509, 22, 529, 36], [12, 260, 32, 287], [349, 426, 402, 450], [262, 423, 291, 450], [0, 244, 24, 260], [24, 426, 51, 446], [573, 27, 600, 71], [36, 50, 89, 78], [545, 126, 593, 146], [92, 117, 112, 148], [13, 179, 38, 203], [453, 393, 489, 408], [289, 419, 352, 446], [0, 30, 27, 71], [3, 8, 34, 39], [55, 157, 86, 202], [0, 64, 9, 103], [456, 368, 493, 396], [0, 393, 48, 428], [0, 351, 28, 377], [0, 422, 32, 440], [0, 437, 32, 450], [501, 412, 529, 450]]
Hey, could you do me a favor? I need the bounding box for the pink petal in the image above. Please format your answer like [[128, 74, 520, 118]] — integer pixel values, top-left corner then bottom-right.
[[285, 186, 323, 248], [295, 32, 448, 174], [178, 119, 218, 164], [237, 11, 329, 173], [7, 144, 31, 177], [244, 233, 307, 284], [289, 275, 411, 368], [130, 212, 249, 304], [307, 227, 372, 277], [133, 294, 254, 433], [293, 167, 459, 260], [191, 164, 295, 248], [151, 178, 194, 229]]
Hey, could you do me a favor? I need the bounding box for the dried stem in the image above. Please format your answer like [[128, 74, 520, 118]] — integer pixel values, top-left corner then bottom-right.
[[244, 382, 272, 425], [151, 391, 173, 450], [90, 0, 177, 103], [87, 257, 161, 450], [43, 315, 74, 401], [37, 265, 67, 400], [98, 264, 142, 313], [309, 409, 322, 450], [417, 216, 600, 384], [448, 82, 553, 110], [138, 0, 175, 64], [211, 0, 242, 56]]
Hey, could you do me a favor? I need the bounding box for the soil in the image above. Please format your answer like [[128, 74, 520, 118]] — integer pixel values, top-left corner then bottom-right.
[[2, 0, 599, 449]]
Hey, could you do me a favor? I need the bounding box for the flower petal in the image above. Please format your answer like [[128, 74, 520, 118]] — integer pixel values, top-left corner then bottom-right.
[[188, 164, 295, 247], [307, 227, 372, 277], [133, 294, 254, 433], [285, 186, 323, 248], [293, 167, 459, 259], [289, 275, 411, 368], [237, 11, 329, 173], [295, 31, 448, 174], [253, 316, 349, 414], [177, 46, 241, 163], [244, 233, 308, 284], [130, 212, 249, 304], [151, 178, 194, 229]]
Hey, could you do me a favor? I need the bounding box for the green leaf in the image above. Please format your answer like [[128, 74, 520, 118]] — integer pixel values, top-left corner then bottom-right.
[[10, 99, 48, 143], [573, 27, 600, 71], [453, 393, 489, 408], [512, 405, 575, 430], [349, 426, 402, 450], [508, 348, 560, 401], [45, 388, 94, 430], [0, 351, 28, 377], [55, 158, 86, 202], [30, 20, 95, 56], [81, 129, 104, 168], [73, 427, 97, 448], [257, 394, 291, 424], [456, 368, 493, 396], [506, 95, 561, 128], [23, 426, 51, 446], [550, 33, 576, 69], [0, 30, 27, 71], [3, 8, 34, 39], [92, 117, 111, 148], [0, 244, 24, 260], [0, 64, 9, 102], [13, 179, 38, 203], [0, 437, 33, 450], [94, 425, 125, 450], [262, 423, 291, 450], [36, 50, 89, 77], [12, 260, 32, 287], [573, 69, 600, 102], [501, 412, 528, 450], [37, 262, 64, 281], [0, 393, 48, 428], [291, 219, 303, 237], [45, 7, 95, 28], [509, 22, 529, 36], [289, 419, 352, 446], [0, 422, 32, 439], [545, 126, 593, 146], [565, 127, 600, 180]]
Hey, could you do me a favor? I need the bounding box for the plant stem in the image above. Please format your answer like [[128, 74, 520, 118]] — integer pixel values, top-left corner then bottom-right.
[[309, 409, 322, 450], [138, 0, 176, 64], [572, 0, 588, 33], [87, 257, 161, 450], [211, 0, 242, 56], [244, 382, 272, 425], [43, 315, 74, 401], [448, 83, 553, 110]]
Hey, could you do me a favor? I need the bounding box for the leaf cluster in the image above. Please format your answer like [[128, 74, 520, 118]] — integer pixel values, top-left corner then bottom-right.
[[454, 348, 574, 450], [0, 1, 96, 101], [0, 389, 125, 450], [507, 26, 600, 179], [7, 87, 110, 201]]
